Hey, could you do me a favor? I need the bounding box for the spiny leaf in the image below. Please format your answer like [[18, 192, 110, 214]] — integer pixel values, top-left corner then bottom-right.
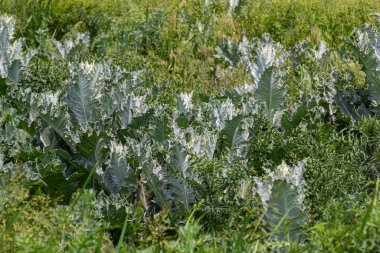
[[264, 180, 306, 242], [215, 39, 240, 68], [334, 90, 360, 123], [169, 144, 195, 210], [150, 115, 171, 144], [142, 164, 168, 209], [167, 176, 195, 210], [221, 114, 245, 150], [38, 107, 75, 151], [254, 66, 286, 123], [104, 152, 134, 196], [76, 132, 109, 169], [119, 95, 133, 128], [67, 68, 95, 124]]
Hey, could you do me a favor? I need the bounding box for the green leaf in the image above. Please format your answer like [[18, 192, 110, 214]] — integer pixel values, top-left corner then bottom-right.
[[0, 77, 6, 96], [76, 132, 109, 169], [104, 152, 134, 195], [119, 95, 133, 128], [281, 105, 308, 133], [264, 180, 306, 242], [151, 115, 171, 144], [67, 68, 95, 124], [221, 114, 245, 150], [142, 164, 168, 209], [334, 90, 361, 123], [215, 39, 240, 68], [6, 204, 28, 230], [168, 176, 195, 210], [44, 171, 84, 203], [169, 144, 195, 210], [38, 106, 75, 151], [255, 67, 286, 123]]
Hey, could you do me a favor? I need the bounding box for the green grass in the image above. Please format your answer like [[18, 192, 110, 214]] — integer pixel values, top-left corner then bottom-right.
[[1, 0, 379, 93], [1, 180, 379, 252], [4, 0, 378, 46]]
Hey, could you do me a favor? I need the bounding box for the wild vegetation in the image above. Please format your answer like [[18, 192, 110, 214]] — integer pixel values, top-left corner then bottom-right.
[[0, 0, 380, 252]]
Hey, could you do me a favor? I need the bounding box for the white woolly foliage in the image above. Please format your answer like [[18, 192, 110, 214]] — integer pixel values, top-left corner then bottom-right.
[[69, 61, 111, 96], [0, 16, 35, 81], [151, 160, 165, 180], [0, 154, 3, 169], [104, 143, 134, 195], [239, 34, 287, 86], [209, 99, 237, 130], [187, 128, 218, 160], [313, 40, 328, 60], [0, 16, 15, 78], [350, 21, 380, 101], [132, 95, 149, 115], [254, 177, 272, 205], [235, 34, 288, 124], [229, 0, 240, 12], [235, 82, 255, 95], [268, 160, 307, 189], [52, 32, 89, 60], [125, 137, 153, 164], [0, 16, 15, 39], [110, 141, 128, 157], [355, 27, 374, 53], [178, 92, 194, 113], [3, 12, 378, 216], [254, 160, 307, 209]]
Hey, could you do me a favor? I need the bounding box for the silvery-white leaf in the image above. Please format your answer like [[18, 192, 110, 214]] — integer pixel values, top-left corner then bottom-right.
[[238, 179, 252, 199], [254, 177, 272, 209], [53, 32, 89, 60], [313, 40, 328, 60], [120, 95, 133, 128], [239, 34, 286, 85], [229, 0, 239, 12], [188, 128, 218, 160], [178, 92, 194, 114], [67, 66, 95, 124], [254, 66, 286, 123], [104, 147, 134, 196]]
